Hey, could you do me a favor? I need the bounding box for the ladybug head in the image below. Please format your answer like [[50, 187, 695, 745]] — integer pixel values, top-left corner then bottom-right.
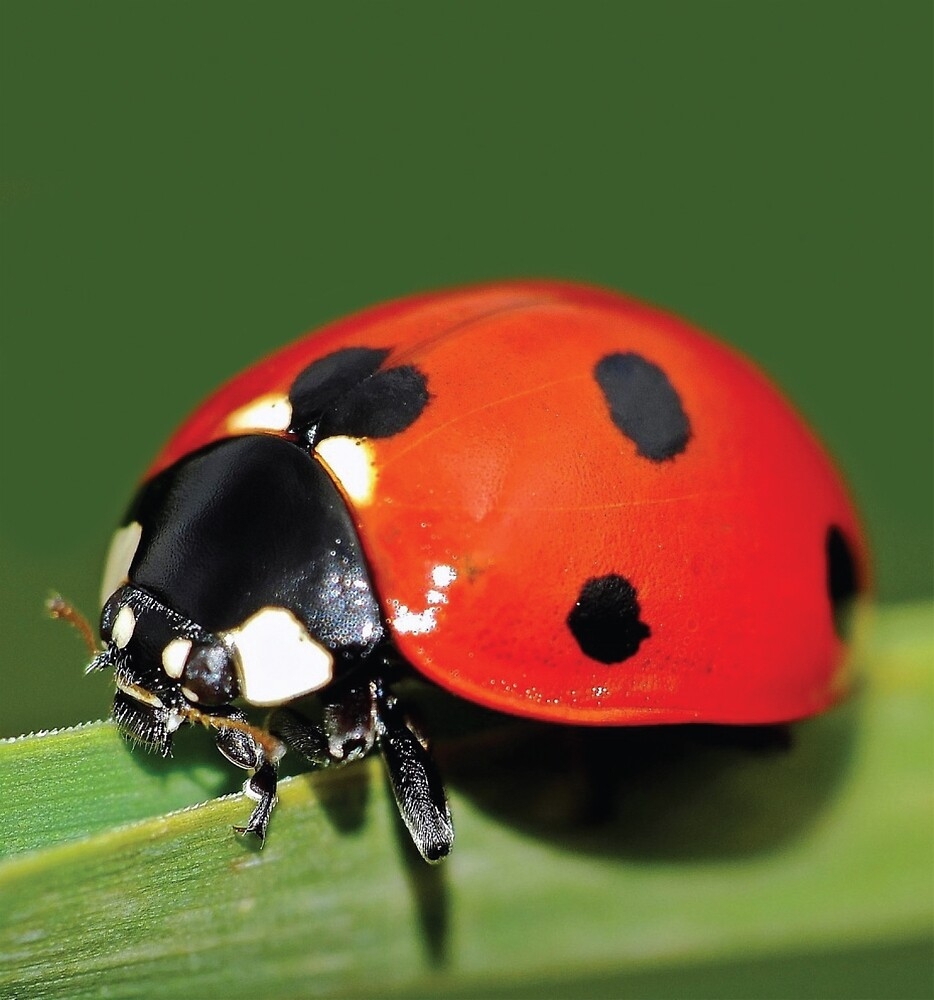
[[91, 580, 342, 754], [95, 585, 238, 704], [90, 584, 242, 753]]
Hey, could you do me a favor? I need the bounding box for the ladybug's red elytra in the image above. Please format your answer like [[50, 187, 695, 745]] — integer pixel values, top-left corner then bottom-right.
[[88, 281, 866, 861]]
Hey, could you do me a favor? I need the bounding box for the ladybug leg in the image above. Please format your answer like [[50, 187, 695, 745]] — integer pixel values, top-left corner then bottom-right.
[[212, 706, 280, 842], [374, 683, 454, 864], [268, 679, 454, 863], [268, 680, 377, 768], [235, 762, 279, 841]]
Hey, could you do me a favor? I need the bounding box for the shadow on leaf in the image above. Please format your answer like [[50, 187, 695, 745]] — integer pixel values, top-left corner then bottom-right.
[[429, 688, 858, 861]]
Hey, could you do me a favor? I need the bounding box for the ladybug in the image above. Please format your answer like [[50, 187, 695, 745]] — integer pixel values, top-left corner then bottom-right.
[[86, 281, 866, 862]]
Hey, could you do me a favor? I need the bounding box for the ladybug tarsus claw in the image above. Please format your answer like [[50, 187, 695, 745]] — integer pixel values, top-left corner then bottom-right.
[[233, 822, 266, 845]]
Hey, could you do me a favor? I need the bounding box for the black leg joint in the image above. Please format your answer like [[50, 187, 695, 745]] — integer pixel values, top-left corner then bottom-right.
[[213, 707, 265, 770]]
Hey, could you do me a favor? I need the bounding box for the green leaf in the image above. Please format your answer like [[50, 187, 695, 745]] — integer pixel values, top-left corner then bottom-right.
[[1, 603, 932, 999]]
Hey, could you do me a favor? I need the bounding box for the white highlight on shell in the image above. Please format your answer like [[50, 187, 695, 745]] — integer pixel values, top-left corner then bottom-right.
[[161, 637, 192, 679], [316, 435, 378, 505], [391, 564, 458, 637], [431, 564, 457, 588], [392, 606, 438, 636], [224, 606, 334, 707], [225, 393, 293, 434], [112, 604, 136, 649], [100, 521, 143, 606]]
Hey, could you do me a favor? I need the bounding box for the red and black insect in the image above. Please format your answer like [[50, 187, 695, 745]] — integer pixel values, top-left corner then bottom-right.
[[79, 281, 866, 861]]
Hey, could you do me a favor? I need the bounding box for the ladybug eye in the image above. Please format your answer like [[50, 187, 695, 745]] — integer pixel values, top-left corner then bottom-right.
[[180, 643, 239, 706]]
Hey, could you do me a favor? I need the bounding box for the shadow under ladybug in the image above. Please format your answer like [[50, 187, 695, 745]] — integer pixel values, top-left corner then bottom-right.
[[419, 686, 859, 862]]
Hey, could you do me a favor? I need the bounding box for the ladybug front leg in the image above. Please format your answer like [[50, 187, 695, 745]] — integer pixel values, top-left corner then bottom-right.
[[234, 761, 279, 840], [213, 707, 280, 842]]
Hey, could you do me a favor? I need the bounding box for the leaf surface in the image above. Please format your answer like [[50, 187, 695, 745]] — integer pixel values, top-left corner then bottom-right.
[[1, 603, 931, 999]]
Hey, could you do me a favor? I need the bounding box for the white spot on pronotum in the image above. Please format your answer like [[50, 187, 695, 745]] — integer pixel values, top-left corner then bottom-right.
[[180, 686, 200, 703], [224, 607, 334, 707], [112, 604, 136, 649], [391, 564, 458, 636], [316, 436, 378, 505], [224, 393, 293, 434], [161, 638, 192, 679], [100, 521, 143, 606]]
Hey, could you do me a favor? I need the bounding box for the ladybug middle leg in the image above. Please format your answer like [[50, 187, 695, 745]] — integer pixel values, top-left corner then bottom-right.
[[374, 682, 454, 863], [269, 677, 454, 863]]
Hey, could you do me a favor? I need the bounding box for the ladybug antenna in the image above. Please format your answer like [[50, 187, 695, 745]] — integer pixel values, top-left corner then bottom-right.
[[47, 593, 99, 657], [182, 703, 287, 762]]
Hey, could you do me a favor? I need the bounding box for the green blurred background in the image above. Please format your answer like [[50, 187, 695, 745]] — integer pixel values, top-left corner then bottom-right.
[[1, 5, 931, 998], [1, 5, 930, 738]]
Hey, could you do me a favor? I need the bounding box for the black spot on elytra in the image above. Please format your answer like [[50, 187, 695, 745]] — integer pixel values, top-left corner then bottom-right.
[[826, 525, 860, 640], [567, 574, 651, 664], [594, 353, 690, 461], [290, 347, 389, 427], [289, 347, 430, 444]]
